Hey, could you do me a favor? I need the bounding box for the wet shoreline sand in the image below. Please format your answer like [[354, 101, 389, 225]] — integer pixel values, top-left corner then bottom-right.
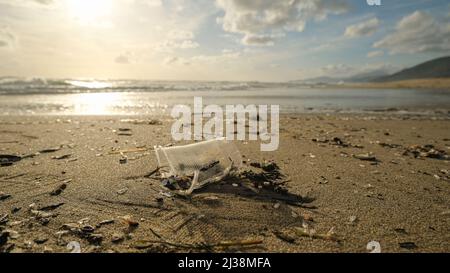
[[1, 113, 449, 253]]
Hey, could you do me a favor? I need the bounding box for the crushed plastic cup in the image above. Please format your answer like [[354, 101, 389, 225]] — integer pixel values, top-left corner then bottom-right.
[[154, 138, 242, 195]]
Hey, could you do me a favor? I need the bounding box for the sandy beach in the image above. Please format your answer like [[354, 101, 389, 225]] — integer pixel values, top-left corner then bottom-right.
[[1, 113, 449, 253]]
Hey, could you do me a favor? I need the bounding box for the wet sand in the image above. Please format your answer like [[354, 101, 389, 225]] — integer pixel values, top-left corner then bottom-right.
[[0, 114, 449, 253]]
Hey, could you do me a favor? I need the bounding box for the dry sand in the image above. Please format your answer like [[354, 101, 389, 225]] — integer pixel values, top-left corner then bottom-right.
[[0, 114, 449, 253]]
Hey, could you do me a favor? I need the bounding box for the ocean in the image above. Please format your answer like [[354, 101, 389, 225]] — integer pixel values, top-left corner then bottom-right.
[[0, 77, 449, 115]]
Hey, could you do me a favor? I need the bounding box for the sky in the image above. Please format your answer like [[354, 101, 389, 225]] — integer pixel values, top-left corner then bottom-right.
[[0, 0, 449, 82]]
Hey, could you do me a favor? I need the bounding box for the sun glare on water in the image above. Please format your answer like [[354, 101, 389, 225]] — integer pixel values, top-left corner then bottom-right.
[[72, 92, 123, 115], [66, 0, 113, 24]]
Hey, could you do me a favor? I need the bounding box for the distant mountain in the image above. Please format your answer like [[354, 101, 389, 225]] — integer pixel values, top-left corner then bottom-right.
[[291, 76, 342, 85], [374, 56, 450, 82], [293, 69, 392, 85]]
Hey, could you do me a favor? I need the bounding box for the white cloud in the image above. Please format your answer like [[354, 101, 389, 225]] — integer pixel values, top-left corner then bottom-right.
[[142, 0, 162, 7], [344, 17, 379, 38], [367, 50, 384, 58], [124, 0, 162, 8], [163, 50, 242, 67], [115, 55, 130, 64], [321, 63, 352, 76], [167, 30, 194, 40], [374, 11, 450, 54], [114, 51, 138, 64], [242, 34, 275, 46], [163, 56, 190, 66], [192, 50, 241, 64], [0, 0, 55, 8], [156, 29, 199, 52], [216, 0, 349, 46], [0, 26, 16, 49]]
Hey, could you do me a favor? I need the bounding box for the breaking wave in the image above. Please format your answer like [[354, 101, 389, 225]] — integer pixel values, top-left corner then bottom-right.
[[0, 77, 283, 94]]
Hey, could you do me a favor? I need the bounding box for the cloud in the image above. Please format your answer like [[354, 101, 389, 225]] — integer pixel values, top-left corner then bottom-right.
[[142, 0, 162, 7], [0, 0, 55, 8], [115, 55, 130, 64], [374, 11, 450, 54], [167, 30, 194, 40], [242, 34, 276, 46], [156, 30, 199, 52], [114, 52, 137, 64], [216, 0, 349, 46], [344, 17, 379, 38], [367, 50, 383, 58], [191, 50, 241, 64], [163, 56, 190, 66], [321, 63, 352, 76], [163, 50, 242, 67], [0, 26, 16, 49]]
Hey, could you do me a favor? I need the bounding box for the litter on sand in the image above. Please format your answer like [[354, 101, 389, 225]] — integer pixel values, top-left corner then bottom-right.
[[154, 138, 242, 195]]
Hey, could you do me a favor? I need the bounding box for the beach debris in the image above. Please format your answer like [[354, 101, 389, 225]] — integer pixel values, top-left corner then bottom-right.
[[241, 161, 288, 194], [366, 241, 381, 253], [403, 144, 449, 160], [97, 219, 115, 227], [0, 192, 11, 201], [158, 191, 173, 198], [60, 223, 102, 245], [349, 215, 358, 224], [378, 142, 402, 149], [394, 228, 408, 235], [318, 175, 328, 184], [111, 233, 124, 243], [121, 215, 139, 228], [66, 241, 81, 253], [0, 214, 9, 225], [11, 207, 21, 214], [0, 231, 9, 246], [34, 236, 48, 244], [118, 128, 131, 132], [38, 147, 61, 154], [43, 246, 53, 253], [294, 226, 338, 242], [87, 234, 103, 245], [117, 188, 128, 195], [155, 138, 242, 196], [273, 230, 296, 244], [30, 209, 54, 225], [38, 202, 65, 211], [120, 119, 162, 125], [81, 225, 95, 234], [312, 136, 363, 148], [399, 242, 417, 250], [353, 153, 377, 162], [134, 227, 262, 251], [108, 147, 148, 155], [51, 154, 72, 160], [50, 183, 67, 196], [0, 154, 22, 167], [119, 157, 128, 164]]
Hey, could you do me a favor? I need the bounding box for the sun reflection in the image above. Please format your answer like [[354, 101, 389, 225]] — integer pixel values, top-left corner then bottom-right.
[[72, 92, 122, 115]]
